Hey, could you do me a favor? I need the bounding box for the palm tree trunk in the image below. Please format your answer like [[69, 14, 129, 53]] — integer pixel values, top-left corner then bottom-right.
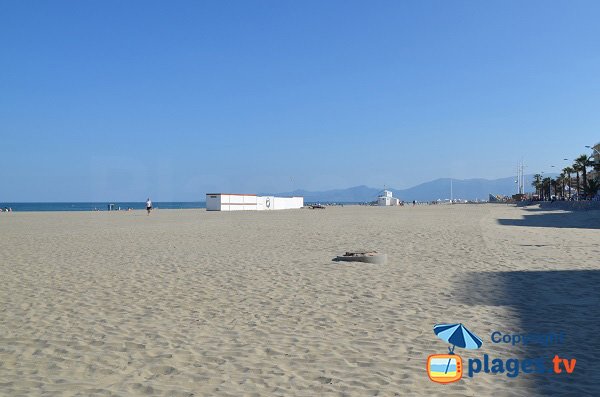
[[582, 168, 588, 199]]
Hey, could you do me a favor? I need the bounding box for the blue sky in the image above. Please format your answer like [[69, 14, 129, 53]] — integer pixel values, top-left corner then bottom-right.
[[1, 1, 599, 201]]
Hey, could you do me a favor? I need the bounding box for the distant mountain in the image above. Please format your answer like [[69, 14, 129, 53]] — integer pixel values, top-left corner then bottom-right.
[[268, 174, 554, 202], [389, 176, 523, 202]]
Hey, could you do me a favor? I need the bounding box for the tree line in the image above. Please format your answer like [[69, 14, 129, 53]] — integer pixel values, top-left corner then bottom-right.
[[532, 152, 600, 200]]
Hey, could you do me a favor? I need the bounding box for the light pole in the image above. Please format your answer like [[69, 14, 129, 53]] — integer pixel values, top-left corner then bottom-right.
[[515, 161, 525, 195]]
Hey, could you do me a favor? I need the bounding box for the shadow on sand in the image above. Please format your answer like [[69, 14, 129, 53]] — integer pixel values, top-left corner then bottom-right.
[[497, 210, 600, 230], [457, 270, 600, 395]]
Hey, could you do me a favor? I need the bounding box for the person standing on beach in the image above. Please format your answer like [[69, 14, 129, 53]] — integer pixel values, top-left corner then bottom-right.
[[146, 198, 152, 215]]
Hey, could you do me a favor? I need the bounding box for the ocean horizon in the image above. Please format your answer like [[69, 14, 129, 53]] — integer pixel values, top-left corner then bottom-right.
[[0, 201, 366, 212], [0, 202, 206, 212]]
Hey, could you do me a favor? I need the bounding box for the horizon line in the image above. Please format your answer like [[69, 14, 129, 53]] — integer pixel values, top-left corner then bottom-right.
[[1, 173, 549, 202]]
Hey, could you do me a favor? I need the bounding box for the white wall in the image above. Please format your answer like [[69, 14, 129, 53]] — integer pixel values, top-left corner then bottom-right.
[[256, 196, 275, 210], [226, 194, 257, 211], [206, 194, 258, 211], [273, 196, 303, 210], [206, 194, 303, 211], [378, 195, 401, 206], [378, 196, 390, 206]]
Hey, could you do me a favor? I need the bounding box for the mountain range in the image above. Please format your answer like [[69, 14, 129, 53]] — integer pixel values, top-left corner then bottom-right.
[[267, 174, 553, 202]]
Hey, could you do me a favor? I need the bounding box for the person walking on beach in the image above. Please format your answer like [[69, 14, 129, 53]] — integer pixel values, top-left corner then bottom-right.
[[146, 198, 152, 215]]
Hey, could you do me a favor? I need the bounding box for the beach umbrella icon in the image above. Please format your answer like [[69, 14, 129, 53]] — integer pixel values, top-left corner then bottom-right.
[[433, 323, 482, 353], [433, 323, 482, 376]]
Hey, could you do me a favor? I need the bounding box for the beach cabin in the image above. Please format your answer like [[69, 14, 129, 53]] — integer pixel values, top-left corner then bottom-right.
[[206, 193, 304, 211], [377, 190, 400, 206]]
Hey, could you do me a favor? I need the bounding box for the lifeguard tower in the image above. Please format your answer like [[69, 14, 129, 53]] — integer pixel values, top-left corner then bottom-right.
[[377, 190, 400, 206]]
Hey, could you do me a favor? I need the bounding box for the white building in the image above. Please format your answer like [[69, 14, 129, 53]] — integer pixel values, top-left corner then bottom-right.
[[206, 193, 304, 211], [377, 190, 400, 206], [591, 143, 600, 182]]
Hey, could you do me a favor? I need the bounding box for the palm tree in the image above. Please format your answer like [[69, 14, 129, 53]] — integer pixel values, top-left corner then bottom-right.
[[575, 154, 594, 199], [563, 166, 574, 199], [586, 179, 600, 199], [558, 172, 566, 199], [572, 163, 582, 200], [551, 178, 559, 200], [531, 174, 542, 198], [542, 177, 552, 200]]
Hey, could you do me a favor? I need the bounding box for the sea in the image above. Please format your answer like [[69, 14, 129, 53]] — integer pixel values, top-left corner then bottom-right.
[[0, 202, 205, 212]]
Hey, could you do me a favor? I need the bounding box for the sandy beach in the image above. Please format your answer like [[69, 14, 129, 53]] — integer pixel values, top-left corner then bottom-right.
[[1, 204, 599, 396]]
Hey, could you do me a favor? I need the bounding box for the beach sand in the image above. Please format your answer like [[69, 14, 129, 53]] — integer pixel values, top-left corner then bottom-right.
[[1, 205, 599, 396]]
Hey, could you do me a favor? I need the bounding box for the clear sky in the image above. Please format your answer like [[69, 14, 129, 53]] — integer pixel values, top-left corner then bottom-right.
[[1, 1, 599, 201]]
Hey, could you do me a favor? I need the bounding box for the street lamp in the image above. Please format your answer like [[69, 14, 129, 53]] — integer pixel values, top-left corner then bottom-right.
[[585, 145, 600, 154], [586, 145, 600, 169], [585, 145, 600, 156]]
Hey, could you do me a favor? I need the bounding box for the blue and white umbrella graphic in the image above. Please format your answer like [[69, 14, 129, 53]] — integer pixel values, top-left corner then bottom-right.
[[433, 323, 482, 375], [433, 323, 483, 353]]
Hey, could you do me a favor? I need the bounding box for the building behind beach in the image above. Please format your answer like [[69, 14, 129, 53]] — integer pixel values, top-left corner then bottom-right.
[[377, 190, 401, 206], [206, 193, 304, 211], [591, 143, 600, 182]]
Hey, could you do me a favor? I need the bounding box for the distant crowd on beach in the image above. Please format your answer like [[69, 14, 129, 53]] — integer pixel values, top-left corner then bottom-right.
[[100, 198, 153, 213], [0, 207, 13, 212], [357, 199, 475, 206]]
